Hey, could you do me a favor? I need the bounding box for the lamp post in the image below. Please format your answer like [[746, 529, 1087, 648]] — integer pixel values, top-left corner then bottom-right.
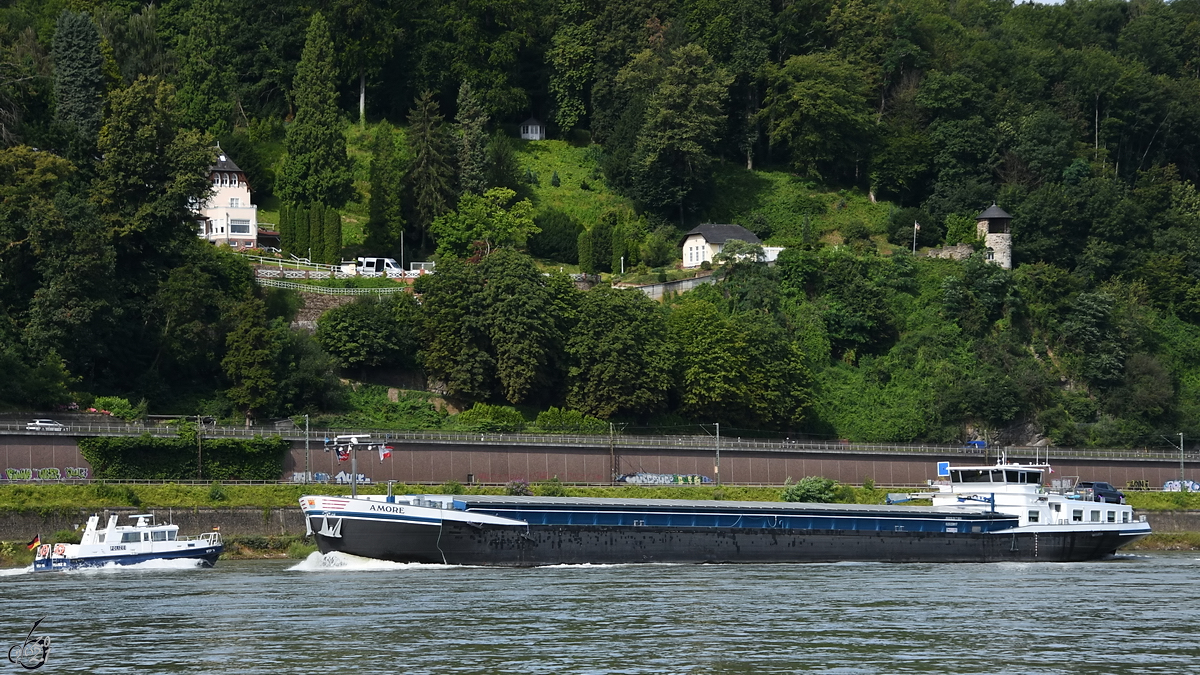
[[196, 414, 203, 480], [1163, 433, 1186, 489], [304, 414, 310, 484]]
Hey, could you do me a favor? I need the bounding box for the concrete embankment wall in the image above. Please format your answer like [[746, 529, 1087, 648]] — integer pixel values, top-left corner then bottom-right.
[[0, 508, 305, 540]]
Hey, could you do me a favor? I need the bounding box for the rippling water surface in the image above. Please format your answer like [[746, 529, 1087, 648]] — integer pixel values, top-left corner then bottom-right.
[[1, 553, 1196, 674]]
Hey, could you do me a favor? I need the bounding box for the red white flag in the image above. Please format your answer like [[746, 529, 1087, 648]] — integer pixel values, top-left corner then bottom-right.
[[379, 445, 393, 462]]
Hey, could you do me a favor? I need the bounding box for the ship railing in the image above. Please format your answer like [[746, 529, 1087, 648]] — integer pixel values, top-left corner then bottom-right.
[[180, 532, 222, 545]]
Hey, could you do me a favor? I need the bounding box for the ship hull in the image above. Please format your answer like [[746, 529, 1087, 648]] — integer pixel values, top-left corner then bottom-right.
[[311, 516, 1146, 566], [33, 545, 223, 572]]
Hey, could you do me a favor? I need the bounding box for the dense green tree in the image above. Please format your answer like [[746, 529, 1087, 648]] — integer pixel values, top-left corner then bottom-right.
[[619, 43, 732, 219], [93, 76, 213, 256], [222, 297, 278, 425], [456, 82, 489, 195], [365, 120, 403, 256], [478, 250, 566, 404], [316, 295, 416, 370], [668, 296, 748, 421], [761, 53, 873, 182], [566, 286, 672, 418], [52, 11, 104, 149], [528, 209, 583, 263], [414, 256, 494, 399], [547, 0, 595, 132], [173, 0, 235, 135], [275, 12, 354, 207], [430, 187, 536, 257]]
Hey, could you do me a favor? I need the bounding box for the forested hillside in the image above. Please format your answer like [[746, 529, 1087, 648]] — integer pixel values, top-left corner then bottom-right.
[[1, 0, 1198, 448]]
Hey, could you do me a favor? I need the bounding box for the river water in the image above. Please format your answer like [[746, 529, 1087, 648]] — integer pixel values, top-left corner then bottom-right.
[[1, 552, 1196, 674]]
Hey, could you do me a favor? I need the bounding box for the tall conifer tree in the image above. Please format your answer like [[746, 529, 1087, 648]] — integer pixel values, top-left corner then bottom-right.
[[276, 12, 352, 207], [456, 82, 489, 196], [53, 11, 104, 148], [294, 204, 309, 259], [366, 121, 403, 255], [324, 207, 342, 264], [406, 91, 453, 249], [308, 202, 326, 263]]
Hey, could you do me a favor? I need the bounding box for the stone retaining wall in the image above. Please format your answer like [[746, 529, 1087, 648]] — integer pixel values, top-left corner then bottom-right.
[[0, 507, 306, 540]]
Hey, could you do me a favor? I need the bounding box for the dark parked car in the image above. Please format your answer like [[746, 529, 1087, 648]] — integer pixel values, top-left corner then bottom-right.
[[1077, 481, 1125, 504]]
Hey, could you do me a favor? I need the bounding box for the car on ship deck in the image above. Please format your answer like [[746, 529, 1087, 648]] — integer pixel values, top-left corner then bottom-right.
[[1076, 481, 1125, 504]]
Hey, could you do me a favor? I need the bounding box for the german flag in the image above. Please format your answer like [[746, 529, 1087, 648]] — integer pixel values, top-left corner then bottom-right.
[[26, 534, 40, 550]]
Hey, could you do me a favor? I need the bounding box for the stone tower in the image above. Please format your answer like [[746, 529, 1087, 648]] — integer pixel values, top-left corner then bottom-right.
[[976, 203, 1012, 269]]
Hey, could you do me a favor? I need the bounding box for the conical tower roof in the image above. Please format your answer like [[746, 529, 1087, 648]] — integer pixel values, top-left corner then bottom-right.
[[977, 203, 1011, 220]]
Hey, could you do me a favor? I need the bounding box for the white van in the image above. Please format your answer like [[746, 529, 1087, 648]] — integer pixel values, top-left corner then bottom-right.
[[339, 257, 402, 277]]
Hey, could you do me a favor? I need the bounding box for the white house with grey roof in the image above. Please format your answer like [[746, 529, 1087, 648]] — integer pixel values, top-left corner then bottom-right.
[[196, 148, 259, 249], [681, 223, 784, 268]]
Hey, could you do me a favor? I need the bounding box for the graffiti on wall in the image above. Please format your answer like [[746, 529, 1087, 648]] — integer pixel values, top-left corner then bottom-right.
[[5, 467, 90, 481], [289, 471, 370, 484]]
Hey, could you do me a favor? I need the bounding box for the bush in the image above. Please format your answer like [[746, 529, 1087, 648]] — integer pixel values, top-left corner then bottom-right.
[[550, 170, 561, 187], [782, 476, 838, 503], [505, 479, 532, 496], [700, 260, 712, 270], [535, 477, 569, 497], [93, 396, 146, 422], [456, 403, 526, 432], [439, 480, 465, 495], [53, 527, 82, 544], [208, 482, 228, 502], [534, 407, 607, 434], [287, 540, 318, 559]]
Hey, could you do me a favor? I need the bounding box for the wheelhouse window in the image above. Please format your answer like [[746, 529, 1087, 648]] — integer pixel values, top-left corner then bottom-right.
[[1027, 511, 1040, 523], [152, 530, 167, 541], [121, 532, 139, 543]]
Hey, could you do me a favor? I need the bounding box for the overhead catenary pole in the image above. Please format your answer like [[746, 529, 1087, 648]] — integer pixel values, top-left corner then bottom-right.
[[196, 414, 203, 480], [715, 422, 721, 487], [1181, 432, 1186, 488], [912, 221, 920, 254], [304, 414, 310, 484]]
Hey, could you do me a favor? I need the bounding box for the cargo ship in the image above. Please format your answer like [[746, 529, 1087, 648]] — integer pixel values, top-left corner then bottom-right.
[[299, 462, 1151, 566]]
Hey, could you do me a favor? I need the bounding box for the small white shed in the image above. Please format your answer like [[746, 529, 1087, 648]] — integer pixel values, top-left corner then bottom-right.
[[519, 117, 546, 140]]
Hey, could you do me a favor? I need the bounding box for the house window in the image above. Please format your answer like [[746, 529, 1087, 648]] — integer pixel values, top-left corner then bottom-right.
[[230, 219, 251, 234], [986, 248, 995, 260], [230, 197, 241, 208]]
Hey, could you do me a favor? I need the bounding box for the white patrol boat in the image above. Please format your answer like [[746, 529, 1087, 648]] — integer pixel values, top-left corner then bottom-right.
[[33, 514, 224, 572]]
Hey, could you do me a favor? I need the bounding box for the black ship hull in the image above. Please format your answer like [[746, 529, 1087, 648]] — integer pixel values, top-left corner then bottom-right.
[[310, 516, 1146, 566]]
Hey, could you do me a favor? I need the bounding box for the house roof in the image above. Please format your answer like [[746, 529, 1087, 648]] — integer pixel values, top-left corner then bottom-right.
[[977, 203, 1011, 220], [681, 223, 762, 245], [211, 148, 243, 173], [520, 117, 543, 127]]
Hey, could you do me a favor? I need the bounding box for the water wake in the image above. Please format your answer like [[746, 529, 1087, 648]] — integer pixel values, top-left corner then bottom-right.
[[289, 551, 454, 572]]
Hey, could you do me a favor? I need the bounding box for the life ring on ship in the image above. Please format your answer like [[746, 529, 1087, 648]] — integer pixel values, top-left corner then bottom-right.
[[53, 544, 66, 556], [37, 545, 50, 558]]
